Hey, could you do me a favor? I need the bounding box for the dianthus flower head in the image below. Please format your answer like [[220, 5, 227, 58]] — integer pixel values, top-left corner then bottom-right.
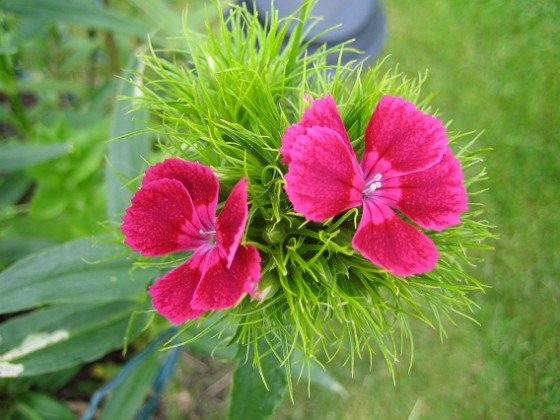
[[280, 95, 468, 276], [121, 158, 261, 323]]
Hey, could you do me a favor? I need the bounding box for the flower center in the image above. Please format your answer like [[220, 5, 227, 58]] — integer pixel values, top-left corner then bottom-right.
[[363, 173, 382, 197], [199, 229, 216, 237], [198, 229, 217, 247]]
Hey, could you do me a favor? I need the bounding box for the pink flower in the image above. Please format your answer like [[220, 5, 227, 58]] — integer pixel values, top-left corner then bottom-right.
[[121, 158, 261, 323], [280, 95, 467, 276]]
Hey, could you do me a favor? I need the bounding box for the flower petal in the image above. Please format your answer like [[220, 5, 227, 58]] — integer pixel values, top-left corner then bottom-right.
[[352, 201, 439, 276], [284, 126, 364, 222], [387, 149, 468, 230], [148, 252, 206, 324], [122, 179, 206, 256], [142, 158, 219, 229], [280, 94, 351, 165], [191, 245, 261, 310], [361, 96, 449, 180], [216, 178, 248, 267]]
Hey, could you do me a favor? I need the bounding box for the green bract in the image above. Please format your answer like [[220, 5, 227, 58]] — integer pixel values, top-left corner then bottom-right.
[[128, 0, 493, 386]]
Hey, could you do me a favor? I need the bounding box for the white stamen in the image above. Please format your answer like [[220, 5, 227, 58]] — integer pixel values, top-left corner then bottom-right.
[[363, 173, 383, 196]]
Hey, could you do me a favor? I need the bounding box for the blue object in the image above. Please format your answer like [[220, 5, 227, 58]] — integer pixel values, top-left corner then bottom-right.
[[135, 344, 182, 420], [82, 328, 180, 420], [252, 0, 386, 65]]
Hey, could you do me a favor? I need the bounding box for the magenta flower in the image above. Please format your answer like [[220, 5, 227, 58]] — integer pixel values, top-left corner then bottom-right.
[[280, 95, 467, 276], [121, 158, 261, 323]]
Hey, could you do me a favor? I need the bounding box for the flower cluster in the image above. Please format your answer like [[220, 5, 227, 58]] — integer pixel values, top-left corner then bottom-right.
[[121, 95, 467, 323]]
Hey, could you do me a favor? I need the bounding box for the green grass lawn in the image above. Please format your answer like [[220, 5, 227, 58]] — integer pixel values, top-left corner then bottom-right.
[[278, 1, 560, 418]]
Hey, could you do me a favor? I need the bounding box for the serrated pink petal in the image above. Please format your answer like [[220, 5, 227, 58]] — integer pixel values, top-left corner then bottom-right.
[[281, 94, 351, 164], [352, 201, 439, 276], [385, 149, 468, 230], [215, 178, 248, 268], [361, 96, 449, 180], [121, 179, 206, 256], [148, 252, 206, 324], [142, 158, 219, 229], [284, 126, 364, 222], [191, 245, 261, 310]]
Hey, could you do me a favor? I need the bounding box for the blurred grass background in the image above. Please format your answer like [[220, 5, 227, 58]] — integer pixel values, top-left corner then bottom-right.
[[278, 0, 560, 418]]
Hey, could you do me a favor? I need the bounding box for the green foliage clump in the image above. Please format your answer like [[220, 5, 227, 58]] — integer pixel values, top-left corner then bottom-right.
[[131, 1, 493, 383]]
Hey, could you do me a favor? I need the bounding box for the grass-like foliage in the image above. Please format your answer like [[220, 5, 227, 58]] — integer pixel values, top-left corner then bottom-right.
[[129, 0, 493, 386]]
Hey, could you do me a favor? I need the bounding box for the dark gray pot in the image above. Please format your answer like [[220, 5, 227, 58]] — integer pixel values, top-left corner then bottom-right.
[[251, 0, 386, 66]]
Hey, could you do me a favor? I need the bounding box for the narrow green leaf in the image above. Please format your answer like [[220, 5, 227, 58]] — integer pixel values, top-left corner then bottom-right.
[[0, 300, 144, 377], [296, 361, 347, 397], [0, 142, 71, 172], [0, 0, 152, 38], [228, 348, 287, 420], [100, 348, 160, 420], [0, 238, 157, 314], [105, 65, 151, 221]]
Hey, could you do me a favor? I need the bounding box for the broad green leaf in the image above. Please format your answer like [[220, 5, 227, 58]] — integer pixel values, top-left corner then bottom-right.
[[0, 142, 71, 172], [228, 348, 287, 420], [31, 365, 82, 392], [105, 65, 151, 221], [0, 237, 56, 263], [14, 392, 74, 420], [0, 0, 152, 38], [0, 300, 144, 377], [100, 348, 160, 420], [0, 238, 158, 314]]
